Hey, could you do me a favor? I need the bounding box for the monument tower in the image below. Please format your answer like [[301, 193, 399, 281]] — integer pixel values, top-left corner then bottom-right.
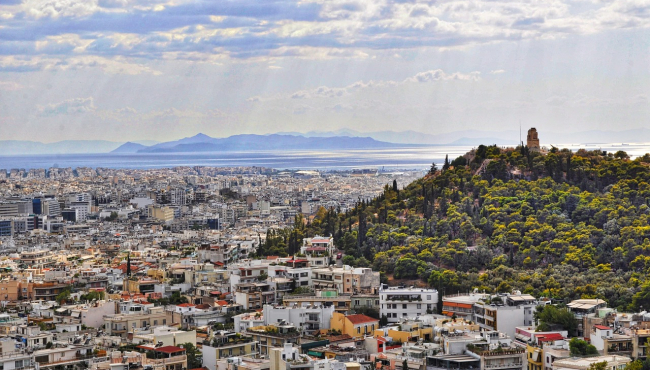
[[527, 128, 540, 152]]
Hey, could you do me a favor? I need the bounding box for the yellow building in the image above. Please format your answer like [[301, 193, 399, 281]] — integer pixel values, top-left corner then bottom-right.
[[148, 205, 174, 223], [374, 325, 434, 343], [527, 344, 543, 370], [331, 312, 379, 338], [147, 269, 166, 281]]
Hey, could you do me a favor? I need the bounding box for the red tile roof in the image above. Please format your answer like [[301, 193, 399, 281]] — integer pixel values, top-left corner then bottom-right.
[[594, 325, 611, 330], [155, 346, 186, 354], [176, 303, 195, 308], [536, 333, 564, 342], [346, 314, 379, 325]]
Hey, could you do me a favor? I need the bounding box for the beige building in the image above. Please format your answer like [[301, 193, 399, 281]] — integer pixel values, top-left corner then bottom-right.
[[103, 306, 167, 338], [132, 326, 197, 347], [148, 205, 174, 223], [552, 355, 631, 370]]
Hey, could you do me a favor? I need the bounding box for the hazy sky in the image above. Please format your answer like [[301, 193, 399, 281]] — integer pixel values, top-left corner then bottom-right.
[[1, 0, 650, 142]]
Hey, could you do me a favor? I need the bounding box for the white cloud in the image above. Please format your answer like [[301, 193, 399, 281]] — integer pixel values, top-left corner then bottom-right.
[[490, 69, 506, 74], [0, 55, 161, 75], [38, 97, 96, 116], [404, 69, 481, 83], [0, 81, 25, 91], [265, 68, 479, 101], [24, 0, 100, 18]]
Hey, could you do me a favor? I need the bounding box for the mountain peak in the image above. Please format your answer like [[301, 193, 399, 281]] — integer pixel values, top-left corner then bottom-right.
[[190, 133, 212, 140], [111, 141, 148, 153]]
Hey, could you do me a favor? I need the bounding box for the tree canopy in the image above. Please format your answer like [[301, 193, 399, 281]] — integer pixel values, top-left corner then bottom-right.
[[268, 146, 650, 311]]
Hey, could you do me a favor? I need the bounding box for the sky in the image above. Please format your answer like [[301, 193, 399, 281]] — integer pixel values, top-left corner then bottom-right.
[[1, 0, 650, 142]]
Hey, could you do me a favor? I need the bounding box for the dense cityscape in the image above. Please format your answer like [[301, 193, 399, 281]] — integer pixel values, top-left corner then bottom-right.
[[0, 129, 647, 370], [2, 0, 649, 369]]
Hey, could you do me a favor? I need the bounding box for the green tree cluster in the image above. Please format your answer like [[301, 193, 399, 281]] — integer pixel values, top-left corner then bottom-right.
[[264, 147, 650, 311]]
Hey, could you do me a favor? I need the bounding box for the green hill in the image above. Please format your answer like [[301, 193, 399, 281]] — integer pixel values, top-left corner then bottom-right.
[[261, 145, 650, 311]]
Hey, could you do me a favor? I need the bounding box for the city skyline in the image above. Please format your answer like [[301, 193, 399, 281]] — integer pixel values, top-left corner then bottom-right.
[[1, 0, 650, 142]]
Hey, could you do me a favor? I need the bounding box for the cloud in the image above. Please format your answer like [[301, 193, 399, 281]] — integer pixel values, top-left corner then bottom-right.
[[24, 0, 100, 19], [264, 68, 479, 101], [38, 97, 96, 115], [5, 0, 642, 65], [0, 55, 161, 75], [115, 106, 137, 114], [0, 81, 25, 91], [490, 69, 505, 74], [404, 69, 481, 83]]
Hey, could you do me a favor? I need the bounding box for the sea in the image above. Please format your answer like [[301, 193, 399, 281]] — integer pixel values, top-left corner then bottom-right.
[[0, 143, 648, 171]]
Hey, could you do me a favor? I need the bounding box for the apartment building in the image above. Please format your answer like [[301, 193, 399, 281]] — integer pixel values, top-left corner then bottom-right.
[[379, 286, 438, 323], [282, 290, 351, 313], [441, 292, 489, 320], [312, 266, 380, 295], [301, 236, 335, 267], [263, 304, 334, 335], [473, 294, 541, 339], [552, 356, 631, 370], [104, 305, 167, 338], [246, 324, 300, 356]]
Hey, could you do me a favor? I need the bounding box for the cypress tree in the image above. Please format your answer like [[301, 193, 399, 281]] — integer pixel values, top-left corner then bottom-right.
[[443, 155, 450, 170]]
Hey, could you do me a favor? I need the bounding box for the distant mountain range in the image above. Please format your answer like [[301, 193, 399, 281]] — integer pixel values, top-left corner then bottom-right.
[[277, 128, 650, 146], [112, 133, 405, 153], [3, 128, 650, 155], [0, 140, 159, 155]]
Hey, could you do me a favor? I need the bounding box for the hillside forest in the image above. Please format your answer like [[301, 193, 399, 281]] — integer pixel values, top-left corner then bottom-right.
[[258, 145, 650, 311]]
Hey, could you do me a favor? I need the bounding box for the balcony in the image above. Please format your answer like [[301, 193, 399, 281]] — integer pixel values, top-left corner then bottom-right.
[[483, 363, 523, 369]]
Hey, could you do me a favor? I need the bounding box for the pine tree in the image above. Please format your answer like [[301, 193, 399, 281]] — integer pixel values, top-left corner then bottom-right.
[[429, 162, 438, 175], [392, 179, 398, 192]]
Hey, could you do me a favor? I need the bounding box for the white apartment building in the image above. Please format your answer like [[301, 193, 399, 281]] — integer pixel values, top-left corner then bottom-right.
[[473, 294, 542, 339], [262, 304, 334, 335], [379, 286, 438, 323], [301, 236, 335, 267]]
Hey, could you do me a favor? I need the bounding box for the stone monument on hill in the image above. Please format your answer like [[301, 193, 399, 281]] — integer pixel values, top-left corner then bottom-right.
[[527, 128, 540, 152]]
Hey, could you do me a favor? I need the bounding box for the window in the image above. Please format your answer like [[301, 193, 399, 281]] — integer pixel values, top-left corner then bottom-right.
[[417, 304, 421, 309], [427, 295, 431, 300], [375, 300, 379, 305], [163, 319, 167, 325], [357, 327, 361, 334], [402, 304, 407, 309], [355, 300, 360, 305], [403, 313, 407, 317], [154, 320, 158, 325]]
